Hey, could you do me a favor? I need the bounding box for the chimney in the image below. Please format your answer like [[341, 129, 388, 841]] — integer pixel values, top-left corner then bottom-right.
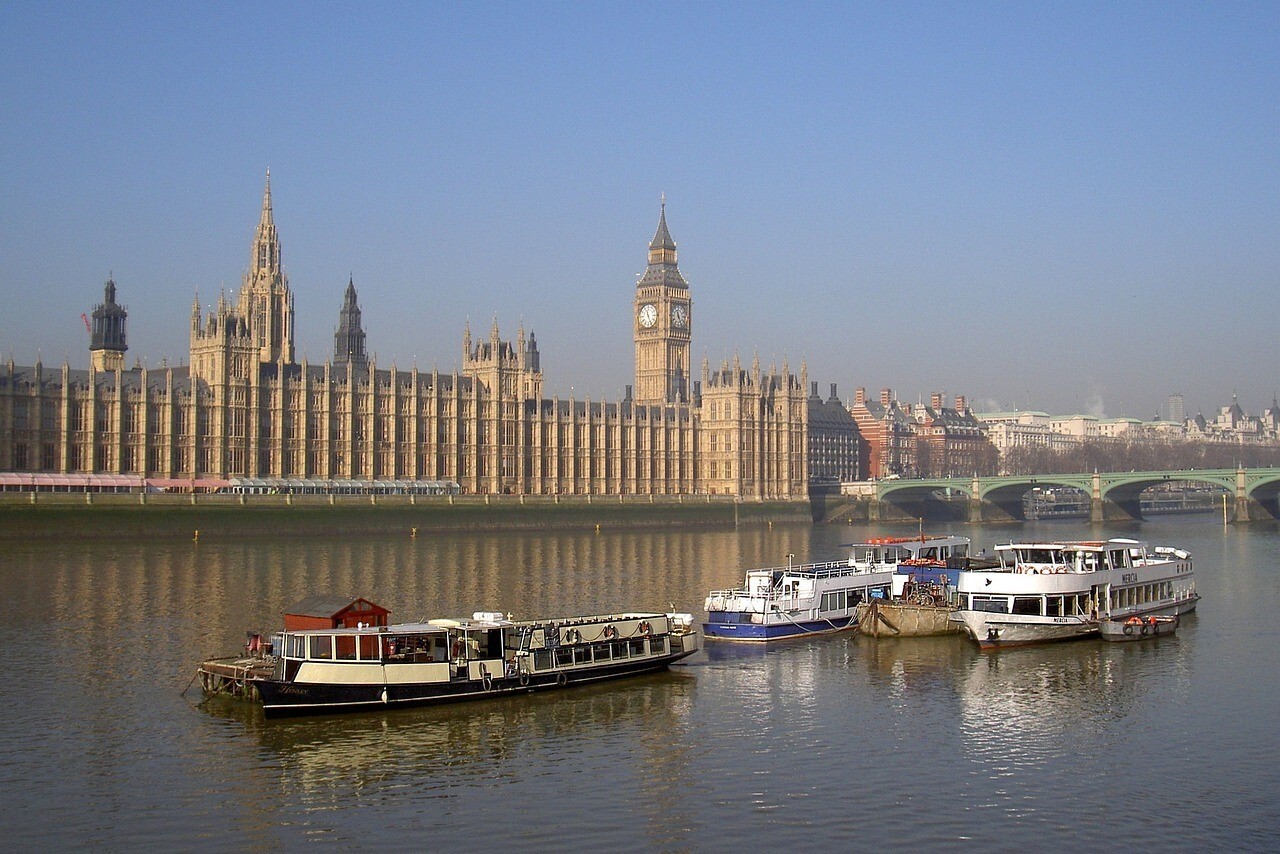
[[624, 384, 633, 401], [829, 383, 838, 402], [880, 388, 892, 406], [811, 381, 819, 398], [855, 387, 866, 405], [955, 395, 967, 414], [931, 392, 943, 410]]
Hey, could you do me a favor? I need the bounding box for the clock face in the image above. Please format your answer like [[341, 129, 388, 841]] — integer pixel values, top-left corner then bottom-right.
[[671, 304, 688, 328], [638, 303, 658, 328]]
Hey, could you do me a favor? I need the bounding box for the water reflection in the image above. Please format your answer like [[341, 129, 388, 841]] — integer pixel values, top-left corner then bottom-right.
[[2, 518, 1276, 848], [198, 672, 699, 846]]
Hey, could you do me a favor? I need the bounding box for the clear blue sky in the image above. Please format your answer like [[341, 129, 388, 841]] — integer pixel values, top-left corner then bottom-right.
[[2, 2, 1277, 420]]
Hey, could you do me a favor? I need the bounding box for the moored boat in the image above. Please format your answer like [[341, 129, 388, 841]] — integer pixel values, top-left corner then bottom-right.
[[703, 535, 969, 642], [1099, 613, 1179, 642], [952, 538, 1198, 650], [853, 535, 973, 638], [856, 598, 960, 638], [198, 599, 700, 718]]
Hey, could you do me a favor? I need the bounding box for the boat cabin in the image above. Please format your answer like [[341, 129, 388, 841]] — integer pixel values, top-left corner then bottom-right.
[[846, 535, 970, 569], [994, 539, 1149, 574], [283, 596, 390, 631]]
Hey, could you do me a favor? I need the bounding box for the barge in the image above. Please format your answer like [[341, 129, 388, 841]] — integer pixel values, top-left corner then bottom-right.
[[198, 598, 700, 717]]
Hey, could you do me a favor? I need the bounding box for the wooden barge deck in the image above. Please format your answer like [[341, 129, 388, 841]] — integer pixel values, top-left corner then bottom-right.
[[197, 656, 276, 701]]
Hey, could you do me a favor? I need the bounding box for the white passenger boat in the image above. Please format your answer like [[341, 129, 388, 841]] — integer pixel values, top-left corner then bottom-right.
[[201, 607, 700, 718], [703, 535, 970, 642], [953, 538, 1198, 650]]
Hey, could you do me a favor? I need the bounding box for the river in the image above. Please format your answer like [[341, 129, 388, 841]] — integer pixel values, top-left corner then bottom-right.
[[1, 516, 1276, 849]]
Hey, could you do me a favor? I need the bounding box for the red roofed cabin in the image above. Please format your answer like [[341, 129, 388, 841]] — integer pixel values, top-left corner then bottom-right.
[[283, 596, 390, 631]]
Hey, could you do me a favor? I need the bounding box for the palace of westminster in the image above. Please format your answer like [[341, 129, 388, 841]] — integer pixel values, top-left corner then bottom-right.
[[0, 175, 832, 497]]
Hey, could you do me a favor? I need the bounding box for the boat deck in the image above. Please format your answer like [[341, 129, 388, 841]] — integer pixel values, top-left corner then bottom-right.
[[198, 656, 276, 700]]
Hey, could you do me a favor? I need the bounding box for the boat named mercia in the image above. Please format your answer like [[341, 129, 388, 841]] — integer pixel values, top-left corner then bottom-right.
[[197, 596, 700, 717], [952, 538, 1198, 649]]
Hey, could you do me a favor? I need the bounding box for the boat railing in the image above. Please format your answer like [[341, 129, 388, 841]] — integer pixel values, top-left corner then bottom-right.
[[752, 559, 890, 579]]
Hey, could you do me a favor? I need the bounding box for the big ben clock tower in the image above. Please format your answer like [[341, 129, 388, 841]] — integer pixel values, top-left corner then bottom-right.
[[634, 199, 692, 405]]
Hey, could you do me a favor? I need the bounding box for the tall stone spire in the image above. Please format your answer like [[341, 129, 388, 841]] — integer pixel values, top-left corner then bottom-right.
[[236, 169, 294, 365], [250, 168, 281, 279], [333, 276, 367, 368]]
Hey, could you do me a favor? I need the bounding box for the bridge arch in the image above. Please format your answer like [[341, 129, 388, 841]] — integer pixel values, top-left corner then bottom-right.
[[978, 475, 1092, 521], [875, 479, 973, 522], [1094, 472, 1234, 521]]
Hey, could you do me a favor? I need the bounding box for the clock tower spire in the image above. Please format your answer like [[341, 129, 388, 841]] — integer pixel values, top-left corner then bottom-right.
[[634, 197, 692, 405]]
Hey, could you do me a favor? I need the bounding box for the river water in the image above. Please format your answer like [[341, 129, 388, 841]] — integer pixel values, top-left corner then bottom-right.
[[1, 516, 1277, 849]]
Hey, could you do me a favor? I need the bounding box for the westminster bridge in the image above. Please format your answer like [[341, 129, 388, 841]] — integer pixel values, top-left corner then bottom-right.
[[842, 467, 1280, 523]]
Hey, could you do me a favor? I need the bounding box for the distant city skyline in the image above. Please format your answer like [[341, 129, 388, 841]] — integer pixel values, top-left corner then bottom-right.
[[2, 4, 1277, 420]]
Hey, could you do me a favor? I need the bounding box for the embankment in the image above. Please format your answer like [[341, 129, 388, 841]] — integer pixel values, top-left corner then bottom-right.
[[0, 492, 812, 541]]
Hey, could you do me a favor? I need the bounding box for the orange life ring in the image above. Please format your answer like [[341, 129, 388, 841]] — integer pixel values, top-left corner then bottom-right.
[[638, 620, 652, 636]]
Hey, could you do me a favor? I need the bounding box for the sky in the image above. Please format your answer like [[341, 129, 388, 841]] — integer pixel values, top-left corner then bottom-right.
[[2, 2, 1277, 421]]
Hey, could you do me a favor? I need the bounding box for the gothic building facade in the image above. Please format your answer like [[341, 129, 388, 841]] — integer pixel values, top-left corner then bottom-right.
[[0, 176, 808, 497]]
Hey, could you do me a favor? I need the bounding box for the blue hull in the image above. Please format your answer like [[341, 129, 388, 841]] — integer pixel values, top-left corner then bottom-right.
[[702, 614, 855, 642]]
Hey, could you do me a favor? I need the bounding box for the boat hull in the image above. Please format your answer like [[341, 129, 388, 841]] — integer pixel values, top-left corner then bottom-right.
[[1099, 615, 1179, 642], [855, 600, 960, 638], [958, 597, 1198, 650], [955, 611, 1097, 649], [701, 614, 856, 642], [255, 649, 696, 718]]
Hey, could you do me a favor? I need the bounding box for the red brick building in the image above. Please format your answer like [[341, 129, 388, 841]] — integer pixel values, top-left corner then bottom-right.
[[849, 388, 996, 479]]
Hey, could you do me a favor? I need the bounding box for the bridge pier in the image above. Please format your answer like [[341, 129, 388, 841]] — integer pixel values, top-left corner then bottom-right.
[[968, 495, 983, 523], [1234, 496, 1262, 523], [868, 497, 881, 522]]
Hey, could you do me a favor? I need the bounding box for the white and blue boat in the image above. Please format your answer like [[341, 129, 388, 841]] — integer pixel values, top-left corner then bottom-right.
[[703, 535, 971, 642]]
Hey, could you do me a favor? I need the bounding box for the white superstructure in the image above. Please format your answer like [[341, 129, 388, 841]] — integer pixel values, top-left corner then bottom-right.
[[953, 538, 1198, 649]]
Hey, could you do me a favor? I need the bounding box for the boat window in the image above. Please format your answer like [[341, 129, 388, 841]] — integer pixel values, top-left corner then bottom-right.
[[285, 634, 305, 658], [650, 636, 667, 654], [1109, 550, 1127, 569], [309, 634, 333, 660], [628, 639, 646, 657], [1046, 596, 1062, 617], [555, 648, 573, 667], [535, 650, 553, 671], [359, 634, 379, 660], [335, 635, 357, 660], [971, 595, 1009, 613], [1012, 596, 1042, 616], [955, 543, 969, 558]]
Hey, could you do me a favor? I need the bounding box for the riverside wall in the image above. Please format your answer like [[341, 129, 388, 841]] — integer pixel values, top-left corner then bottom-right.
[[0, 492, 813, 541]]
